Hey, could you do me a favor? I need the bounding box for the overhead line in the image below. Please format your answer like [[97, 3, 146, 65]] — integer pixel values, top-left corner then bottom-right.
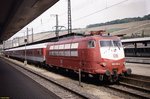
[[73, 0, 129, 22]]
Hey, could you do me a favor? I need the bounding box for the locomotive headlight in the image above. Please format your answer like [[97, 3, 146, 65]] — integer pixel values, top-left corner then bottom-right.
[[105, 70, 110, 76], [101, 62, 107, 67]]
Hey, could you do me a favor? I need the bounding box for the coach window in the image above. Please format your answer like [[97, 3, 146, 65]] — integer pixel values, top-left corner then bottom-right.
[[38, 49, 42, 55], [88, 40, 95, 48]]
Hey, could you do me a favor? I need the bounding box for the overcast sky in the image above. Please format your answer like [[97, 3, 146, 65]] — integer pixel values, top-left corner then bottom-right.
[[11, 0, 150, 39]]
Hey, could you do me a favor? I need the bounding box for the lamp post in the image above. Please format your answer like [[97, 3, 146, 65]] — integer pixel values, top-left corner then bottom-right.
[[24, 38, 27, 66], [68, 0, 72, 34], [51, 14, 59, 40], [79, 68, 81, 86]]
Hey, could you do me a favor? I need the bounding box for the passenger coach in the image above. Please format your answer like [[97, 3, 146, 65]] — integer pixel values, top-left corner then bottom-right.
[[4, 43, 47, 64]]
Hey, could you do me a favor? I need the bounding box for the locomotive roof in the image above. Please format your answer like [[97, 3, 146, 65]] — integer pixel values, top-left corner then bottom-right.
[[47, 35, 119, 45]]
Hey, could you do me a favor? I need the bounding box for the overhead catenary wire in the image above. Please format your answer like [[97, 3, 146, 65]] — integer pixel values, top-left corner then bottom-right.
[[21, 0, 130, 35], [11, 0, 130, 41], [72, 0, 129, 22]]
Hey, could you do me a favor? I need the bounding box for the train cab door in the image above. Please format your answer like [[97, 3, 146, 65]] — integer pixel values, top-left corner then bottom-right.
[[80, 40, 95, 71], [79, 41, 86, 71], [81, 50, 85, 67]]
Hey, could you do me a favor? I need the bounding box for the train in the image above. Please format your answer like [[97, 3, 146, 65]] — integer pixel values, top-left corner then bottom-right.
[[4, 32, 131, 82]]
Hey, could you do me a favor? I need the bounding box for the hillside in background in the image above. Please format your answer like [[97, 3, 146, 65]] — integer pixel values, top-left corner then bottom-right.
[[86, 14, 150, 28], [3, 15, 150, 49]]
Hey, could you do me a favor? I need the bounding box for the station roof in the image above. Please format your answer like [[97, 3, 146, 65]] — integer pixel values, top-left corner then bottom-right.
[[121, 37, 150, 44], [20, 33, 84, 46], [0, 0, 59, 43]]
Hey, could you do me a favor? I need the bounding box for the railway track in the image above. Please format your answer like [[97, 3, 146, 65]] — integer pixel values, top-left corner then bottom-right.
[[106, 82, 150, 99], [105, 74, 150, 99], [120, 74, 150, 89], [1, 57, 98, 99], [20, 67, 92, 99]]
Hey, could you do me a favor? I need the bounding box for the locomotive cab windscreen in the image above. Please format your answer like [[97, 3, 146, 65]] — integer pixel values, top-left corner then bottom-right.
[[100, 39, 125, 60], [100, 40, 122, 48]]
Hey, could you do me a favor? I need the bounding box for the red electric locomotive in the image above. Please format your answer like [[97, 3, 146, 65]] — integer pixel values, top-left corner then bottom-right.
[[46, 33, 131, 82]]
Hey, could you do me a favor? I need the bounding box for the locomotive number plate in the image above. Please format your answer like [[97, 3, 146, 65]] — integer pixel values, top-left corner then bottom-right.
[[113, 54, 118, 58]]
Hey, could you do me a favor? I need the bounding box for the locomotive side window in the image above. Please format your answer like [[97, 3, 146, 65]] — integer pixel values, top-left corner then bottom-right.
[[88, 40, 95, 48], [59, 51, 64, 56], [64, 44, 71, 49], [71, 43, 78, 49], [49, 51, 52, 55], [54, 51, 58, 56], [58, 45, 64, 56], [37, 49, 42, 55], [49, 43, 78, 57], [71, 50, 78, 56], [70, 43, 78, 56], [64, 50, 70, 56], [54, 45, 59, 50], [59, 44, 64, 49], [50, 46, 54, 50], [100, 41, 113, 47]]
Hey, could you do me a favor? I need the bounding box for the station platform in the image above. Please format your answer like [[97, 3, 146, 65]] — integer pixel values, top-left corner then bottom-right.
[[126, 57, 150, 64], [0, 57, 60, 99], [125, 62, 150, 77]]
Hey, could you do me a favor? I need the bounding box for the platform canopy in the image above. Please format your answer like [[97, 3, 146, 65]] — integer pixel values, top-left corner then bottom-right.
[[0, 0, 59, 43], [121, 37, 150, 44]]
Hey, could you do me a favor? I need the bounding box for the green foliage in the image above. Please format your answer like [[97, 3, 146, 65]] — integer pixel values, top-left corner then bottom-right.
[[86, 14, 150, 28]]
